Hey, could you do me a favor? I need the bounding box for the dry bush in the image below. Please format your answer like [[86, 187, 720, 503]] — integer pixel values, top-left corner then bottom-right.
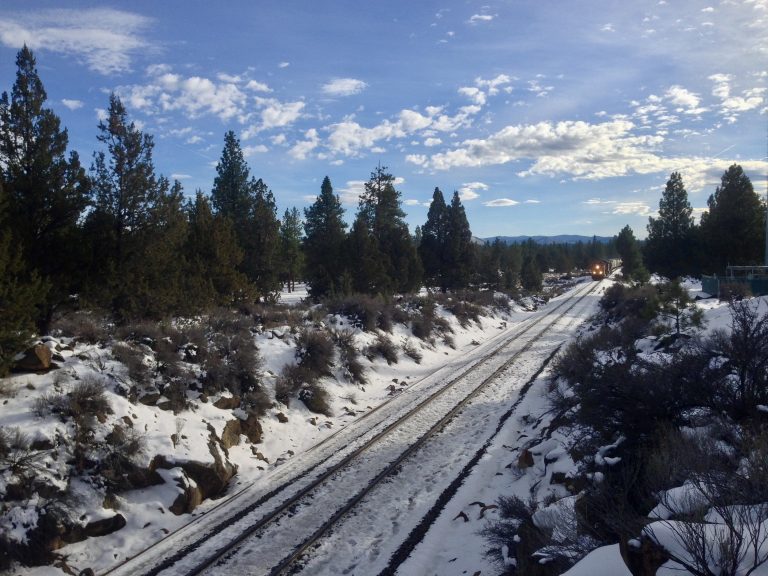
[[112, 342, 151, 386], [334, 330, 367, 385], [364, 334, 398, 365], [51, 311, 110, 343], [203, 330, 262, 396], [275, 363, 309, 406], [68, 377, 112, 418], [298, 383, 333, 416], [448, 300, 482, 328], [411, 298, 436, 341], [295, 329, 335, 377], [242, 387, 272, 417], [402, 339, 423, 364], [326, 294, 386, 332]]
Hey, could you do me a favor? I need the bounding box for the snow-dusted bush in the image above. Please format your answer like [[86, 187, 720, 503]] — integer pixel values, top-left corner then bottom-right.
[[364, 334, 398, 365]]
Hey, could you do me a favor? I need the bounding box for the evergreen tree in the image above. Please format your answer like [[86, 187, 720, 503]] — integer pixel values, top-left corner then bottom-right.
[[520, 254, 542, 292], [346, 214, 390, 294], [279, 207, 304, 292], [246, 178, 281, 300], [616, 225, 648, 283], [699, 165, 765, 273], [644, 172, 695, 279], [86, 93, 166, 318], [185, 191, 248, 307], [0, 179, 48, 375], [210, 130, 253, 240], [303, 176, 347, 298], [446, 190, 473, 290], [0, 46, 89, 328], [419, 188, 449, 291], [358, 165, 422, 293]]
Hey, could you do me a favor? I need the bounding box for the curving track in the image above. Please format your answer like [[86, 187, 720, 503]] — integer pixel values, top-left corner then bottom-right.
[[104, 280, 601, 576]]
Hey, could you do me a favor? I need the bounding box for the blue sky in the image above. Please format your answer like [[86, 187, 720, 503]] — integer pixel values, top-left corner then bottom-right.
[[0, 1, 766, 238]]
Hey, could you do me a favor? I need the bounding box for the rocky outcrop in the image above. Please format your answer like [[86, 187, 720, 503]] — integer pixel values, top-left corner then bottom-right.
[[213, 395, 241, 410]]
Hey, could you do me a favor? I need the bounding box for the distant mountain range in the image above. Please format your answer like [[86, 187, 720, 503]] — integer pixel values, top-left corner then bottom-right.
[[479, 235, 614, 245]]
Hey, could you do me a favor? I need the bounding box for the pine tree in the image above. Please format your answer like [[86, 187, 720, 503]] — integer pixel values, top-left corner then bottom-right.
[[279, 207, 304, 292], [419, 187, 449, 291], [185, 191, 248, 307], [699, 165, 765, 273], [346, 214, 390, 294], [0, 46, 90, 328], [616, 225, 648, 283], [358, 165, 422, 293], [446, 191, 473, 290], [520, 254, 542, 292], [0, 179, 48, 375], [303, 176, 347, 298], [246, 178, 281, 300], [644, 172, 695, 279], [211, 130, 253, 241], [86, 93, 166, 318]]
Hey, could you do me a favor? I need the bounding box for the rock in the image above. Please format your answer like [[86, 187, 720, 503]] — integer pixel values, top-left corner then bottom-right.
[[214, 395, 241, 410], [84, 514, 126, 537], [199, 393, 208, 403], [251, 449, 269, 463], [620, 535, 670, 576], [221, 419, 242, 449], [103, 492, 120, 510], [13, 344, 53, 372], [550, 471, 568, 485], [517, 449, 535, 468], [121, 415, 133, 428], [276, 412, 289, 423], [139, 392, 161, 406], [240, 413, 263, 444]]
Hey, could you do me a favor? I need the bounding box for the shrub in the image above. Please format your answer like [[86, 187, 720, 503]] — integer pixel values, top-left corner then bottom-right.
[[51, 311, 110, 344], [243, 386, 272, 417], [275, 363, 310, 406], [326, 294, 385, 332], [600, 283, 659, 324], [448, 300, 482, 328], [299, 383, 333, 416], [204, 330, 262, 396], [295, 329, 334, 377], [334, 330, 367, 385], [402, 339, 423, 364], [112, 342, 151, 386], [68, 377, 111, 419], [364, 334, 398, 365], [411, 298, 436, 341]]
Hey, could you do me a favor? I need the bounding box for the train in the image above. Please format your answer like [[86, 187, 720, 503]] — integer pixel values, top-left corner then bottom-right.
[[590, 258, 621, 280]]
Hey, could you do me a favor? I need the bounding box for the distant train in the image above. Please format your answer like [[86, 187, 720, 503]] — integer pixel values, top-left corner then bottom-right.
[[590, 258, 621, 280]]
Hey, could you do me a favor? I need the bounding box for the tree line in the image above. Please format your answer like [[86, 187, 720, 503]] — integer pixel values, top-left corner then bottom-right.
[[613, 166, 766, 283]]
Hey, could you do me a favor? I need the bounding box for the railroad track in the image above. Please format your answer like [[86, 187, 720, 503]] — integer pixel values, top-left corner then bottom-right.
[[104, 280, 599, 576]]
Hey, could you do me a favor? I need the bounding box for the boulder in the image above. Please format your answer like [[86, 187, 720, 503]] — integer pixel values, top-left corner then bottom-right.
[[13, 344, 53, 372], [517, 448, 535, 469], [276, 412, 289, 423], [214, 395, 241, 410], [221, 419, 242, 449], [240, 413, 263, 444]]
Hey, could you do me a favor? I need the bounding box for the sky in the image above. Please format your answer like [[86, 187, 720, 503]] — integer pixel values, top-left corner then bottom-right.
[[0, 0, 766, 239]]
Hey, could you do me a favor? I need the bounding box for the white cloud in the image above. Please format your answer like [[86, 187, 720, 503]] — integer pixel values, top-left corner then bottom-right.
[[475, 74, 513, 96], [278, 61, 290, 68], [255, 98, 305, 131], [708, 73, 766, 121], [458, 182, 488, 201], [61, 98, 83, 110], [217, 73, 242, 83], [424, 137, 442, 147], [95, 108, 108, 121], [468, 14, 496, 24], [611, 202, 652, 216], [665, 85, 702, 111], [242, 144, 268, 157], [524, 199, 541, 204], [246, 80, 272, 92], [483, 198, 519, 207], [289, 128, 320, 160], [337, 180, 367, 204], [0, 8, 153, 74], [186, 135, 203, 144], [405, 154, 428, 166], [170, 173, 191, 180], [322, 78, 368, 97], [458, 86, 486, 106]]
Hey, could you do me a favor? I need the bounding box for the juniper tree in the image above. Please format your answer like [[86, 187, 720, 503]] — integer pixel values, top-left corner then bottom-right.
[[0, 46, 89, 328]]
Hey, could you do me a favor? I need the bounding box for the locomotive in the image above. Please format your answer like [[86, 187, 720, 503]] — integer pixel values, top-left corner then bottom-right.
[[590, 258, 621, 280]]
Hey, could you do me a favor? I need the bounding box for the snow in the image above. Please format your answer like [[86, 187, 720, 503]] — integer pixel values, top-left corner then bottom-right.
[[561, 544, 632, 576]]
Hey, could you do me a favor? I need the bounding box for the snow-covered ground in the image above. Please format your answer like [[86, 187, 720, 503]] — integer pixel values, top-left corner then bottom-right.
[[2, 282, 588, 576]]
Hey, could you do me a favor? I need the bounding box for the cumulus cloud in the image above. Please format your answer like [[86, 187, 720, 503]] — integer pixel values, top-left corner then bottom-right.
[[425, 119, 669, 181], [289, 128, 320, 160], [665, 85, 706, 114], [322, 78, 368, 97], [0, 8, 153, 74], [61, 98, 83, 110], [242, 144, 268, 157], [458, 86, 486, 106], [483, 198, 519, 207], [611, 202, 652, 216], [458, 182, 488, 201], [170, 173, 191, 180], [424, 137, 442, 147], [246, 80, 272, 92], [709, 73, 766, 121]]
